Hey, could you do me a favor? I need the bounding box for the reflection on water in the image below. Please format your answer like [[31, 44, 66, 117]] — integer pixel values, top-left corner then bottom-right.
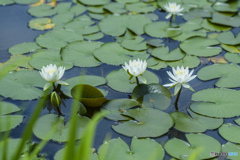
[[0, 2, 234, 160]]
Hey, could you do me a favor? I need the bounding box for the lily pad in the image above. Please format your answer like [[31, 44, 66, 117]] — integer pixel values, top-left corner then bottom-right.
[[36, 29, 83, 49], [62, 41, 102, 67], [197, 63, 240, 88], [28, 4, 57, 17], [15, 0, 38, 4], [167, 55, 200, 69], [103, 3, 126, 14], [106, 69, 159, 93], [224, 52, 240, 63], [29, 49, 73, 70], [101, 99, 140, 121], [29, 18, 55, 30], [93, 42, 145, 66], [145, 22, 182, 38], [132, 84, 171, 110], [78, 0, 110, 5], [125, 2, 156, 13], [211, 12, 240, 27], [120, 37, 147, 51], [171, 110, 223, 133], [222, 142, 240, 160], [180, 37, 222, 57], [0, 102, 23, 132], [52, 13, 74, 25], [98, 137, 165, 160], [213, 2, 238, 13], [183, 8, 212, 21], [112, 108, 174, 137], [83, 32, 104, 41], [165, 134, 221, 159], [0, 70, 45, 100], [8, 42, 41, 55], [151, 47, 185, 61], [190, 88, 240, 118], [0, 0, 15, 5], [201, 19, 232, 32], [217, 31, 240, 45], [62, 75, 107, 97], [219, 123, 240, 143], [33, 114, 90, 142], [71, 84, 107, 107]]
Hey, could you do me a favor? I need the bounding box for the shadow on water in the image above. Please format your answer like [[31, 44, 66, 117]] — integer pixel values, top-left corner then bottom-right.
[[0, 2, 238, 160]]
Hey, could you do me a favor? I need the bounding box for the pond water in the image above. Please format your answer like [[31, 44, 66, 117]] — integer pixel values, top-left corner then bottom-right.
[[0, 0, 239, 160]]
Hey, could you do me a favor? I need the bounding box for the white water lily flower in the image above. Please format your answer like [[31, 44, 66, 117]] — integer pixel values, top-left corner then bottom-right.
[[163, 66, 197, 89], [40, 64, 68, 90], [164, 2, 184, 19]]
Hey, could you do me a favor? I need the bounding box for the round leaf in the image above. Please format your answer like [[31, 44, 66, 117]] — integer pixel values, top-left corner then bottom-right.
[[219, 123, 240, 143], [9, 42, 41, 55]]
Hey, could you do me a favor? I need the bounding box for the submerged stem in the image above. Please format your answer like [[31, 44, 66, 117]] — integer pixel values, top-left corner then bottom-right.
[[174, 86, 182, 111], [136, 77, 140, 86]]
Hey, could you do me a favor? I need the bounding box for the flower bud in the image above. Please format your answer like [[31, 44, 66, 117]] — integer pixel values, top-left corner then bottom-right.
[[51, 91, 61, 107]]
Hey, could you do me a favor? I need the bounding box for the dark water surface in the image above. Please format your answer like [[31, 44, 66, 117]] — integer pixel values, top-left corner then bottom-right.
[[0, 2, 237, 160]]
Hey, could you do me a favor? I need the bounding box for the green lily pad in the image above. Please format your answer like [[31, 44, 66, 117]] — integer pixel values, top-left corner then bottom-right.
[[120, 37, 147, 51], [126, 2, 156, 13], [190, 88, 240, 118], [211, 12, 240, 27], [151, 47, 185, 61], [62, 41, 102, 68], [165, 134, 221, 159], [197, 63, 240, 88], [112, 108, 174, 137], [201, 19, 232, 32], [15, 0, 38, 4], [106, 69, 159, 93], [103, 3, 126, 14], [101, 99, 140, 121], [78, 0, 110, 5], [213, 2, 238, 13], [149, 60, 168, 70], [115, 0, 139, 3], [147, 39, 164, 47], [132, 84, 171, 110], [224, 52, 240, 63], [71, 84, 107, 107], [36, 29, 83, 49], [0, 102, 23, 132], [93, 42, 145, 66], [222, 142, 240, 160], [180, 37, 222, 57], [29, 49, 73, 70], [29, 18, 55, 30], [52, 13, 74, 25], [145, 22, 182, 38], [219, 123, 240, 143], [62, 75, 107, 97], [8, 42, 41, 55], [217, 31, 240, 45], [99, 15, 151, 36], [0, 70, 45, 100], [167, 55, 200, 69], [0, 0, 15, 5], [28, 4, 57, 17], [33, 114, 90, 142], [55, 2, 72, 14], [98, 137, 165, 160], [171, 110, 223, 133], [70, 4, 86, 16], [83, 32, 104, 41], [183, 8, 212, 21]]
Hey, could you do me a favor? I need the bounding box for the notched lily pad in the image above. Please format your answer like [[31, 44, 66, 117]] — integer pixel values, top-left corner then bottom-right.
[[167, 55, 200, 69], [217, 31, 240, 45], [219, 123, 240, 143], [151, 47, 185, 61], [29, 18, 55, 30], [9, 42, 41, 55]]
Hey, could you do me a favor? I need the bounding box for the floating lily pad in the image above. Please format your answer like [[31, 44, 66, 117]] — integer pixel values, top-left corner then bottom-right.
[[147, 39, 164, 47], [217, 31, 240, 45], [120, 37, 147, 51], [149, 60, 168, 70], [28, 4, 57, 17], [145, 22, 182, 38], [0, 0, 15, 5], [78, 0, 110, 5], [62, 41, 102, 67], [115, 0, 139, 3], [29, 49, 73, 70], [180, 37, 222, 57], [221, 44, 240, 54], [93, 42, 145, 66], [197, 64, 240, 88], [126, 2, 156, 13], [171, 110, 223, 133], [8, 42, 41, 55], [70, 4, 86, 16], [213, 2, 238, 13], [183, 8, 212, 21], [103, 3, 126, 14], [36, 29, 83, 49], [98, 137, 165, 160], [62, 75, 107, 97], [211, 12, 240, 27], [0, 70, 45, 100], [201, 19, 232, 32], [167, 55, 200, 69], [99, 15, 151, 36], [151, 47, 185, 61], [15, 0, 38, 4], [101, 99, 140, 121], [165, 134, 221, 159], [219, 123, 240, 143], [106, 69, 159, 93], [224, 52, 240, 63], [33, 114, 90, 142], [222, 142, 240, 160], [132, 84, 171, 110], [52, 13, 74, 25], [71, 84, 107, 107], [55, 2, 72, 14], [112, 108, 174, 137], [29, 18, 55, 30], [0, 102, 23, 132], [84, 32, 104, 41], [190, 88, 240, 118]]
